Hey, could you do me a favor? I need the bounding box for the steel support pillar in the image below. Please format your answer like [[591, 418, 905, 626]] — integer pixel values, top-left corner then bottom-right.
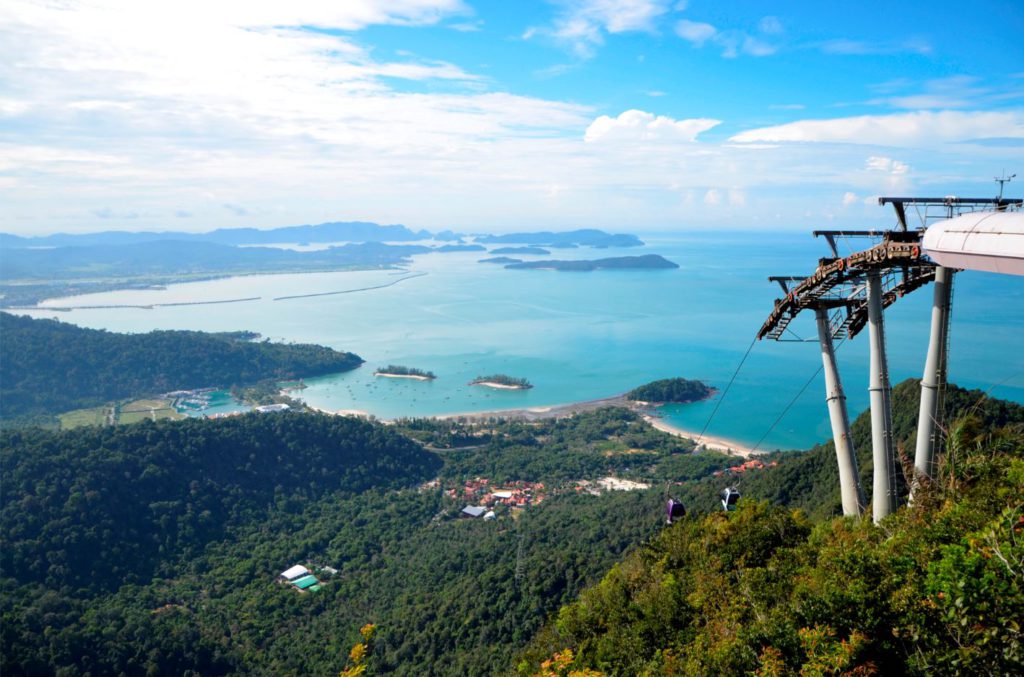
[[816, 307, 865, 517], [867, 271, 896, 523], [912, 266, 954, 499]]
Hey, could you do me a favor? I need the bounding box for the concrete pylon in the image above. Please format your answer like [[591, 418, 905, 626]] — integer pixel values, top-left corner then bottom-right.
[[911, 266, 954, 500], [815, 307, 866, 517], [866, 271, 896, 522]]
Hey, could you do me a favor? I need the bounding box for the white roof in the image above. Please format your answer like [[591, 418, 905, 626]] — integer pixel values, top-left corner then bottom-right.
[[256, 403, 291, 413], [491, 490, 513, 499], [462, 505, 486, 517], [923, 211, 1024, 276], [483, 511, 496, 520], [280, 564, 310, 580]]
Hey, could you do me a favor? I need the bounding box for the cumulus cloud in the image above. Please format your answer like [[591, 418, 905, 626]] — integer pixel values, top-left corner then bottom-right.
[[842, 191, 858, 206], [703, 189, 721, 205], [584, 110, 721, 143], [758, 16, 783, 35], [729, 111, 1024, 146]]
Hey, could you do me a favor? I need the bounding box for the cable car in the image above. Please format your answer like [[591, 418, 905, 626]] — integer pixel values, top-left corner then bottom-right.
[[666, 498, 686, 524], [721, 487, 740, 511]]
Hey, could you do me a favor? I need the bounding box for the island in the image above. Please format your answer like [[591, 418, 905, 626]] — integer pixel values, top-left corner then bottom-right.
[[479, 256, 523, 264], [491, 246, 550, 255], [468, 374, 533, 390], [374, 365, 437, 381], [627, 377, 713, 404], [477, 229, 643, 248], [434, 244, 486, 252], [505, 254, 678, 272]]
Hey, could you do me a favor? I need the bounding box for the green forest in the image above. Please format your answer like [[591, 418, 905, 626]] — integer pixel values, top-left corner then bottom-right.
[[470, 374, 533, 388], [0, 313, 363, 420], [626, 378, 713, 404], [1, 379, 1021, 675]]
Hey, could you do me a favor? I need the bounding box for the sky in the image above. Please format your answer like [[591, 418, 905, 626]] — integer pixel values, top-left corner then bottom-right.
[[1, 0, 1022, 236]]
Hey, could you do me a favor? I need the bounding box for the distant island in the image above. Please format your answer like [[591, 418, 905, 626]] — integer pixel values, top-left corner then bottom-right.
[[491, 246, 550, 255], [627, 378, 713, 404], [477, 229, 643, 248], [479, 256, 523, 264], [506, 254, 678, 272], [374, 365, 436, 381], [469, 374, 533, 390], [434, 244, 486, 253]]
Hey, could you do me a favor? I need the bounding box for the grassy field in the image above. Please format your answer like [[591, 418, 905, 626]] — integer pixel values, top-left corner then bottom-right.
[[119, 399, 185, 424], [58, 407, 109, 429], [59, 399, 184, 429]]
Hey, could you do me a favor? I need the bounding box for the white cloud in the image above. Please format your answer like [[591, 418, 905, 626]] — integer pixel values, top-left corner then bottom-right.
[[674, 18, 776, 57], [818, 37, 931, 56], [842, 191, 858, 206], [675, 19, 717, 46], [729, 111, 1024, 146], [703, 189, 721, 205], [728, 188, 746, 206], [584, 110, 721, 143], [866, 156, 908, 175], [528, 0, 671, 58]]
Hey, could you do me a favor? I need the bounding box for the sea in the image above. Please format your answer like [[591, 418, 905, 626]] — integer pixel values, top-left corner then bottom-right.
[[18, 232, 1024, 451]]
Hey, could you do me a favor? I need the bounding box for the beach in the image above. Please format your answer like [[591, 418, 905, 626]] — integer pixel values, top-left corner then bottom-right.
[[375, 372, 434, 381], [469, 380, 531, 390], [640, 414, 760, 457], [314, 392, 759, 457]]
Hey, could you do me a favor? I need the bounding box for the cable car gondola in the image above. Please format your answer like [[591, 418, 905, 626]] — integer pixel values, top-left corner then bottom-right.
[[721, 487, 740, 511]]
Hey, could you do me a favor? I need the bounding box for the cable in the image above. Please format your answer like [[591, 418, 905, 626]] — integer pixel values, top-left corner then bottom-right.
[[695, 336, 758, 447], [749, 336, 847, 453], [751, 364, 822, 453]]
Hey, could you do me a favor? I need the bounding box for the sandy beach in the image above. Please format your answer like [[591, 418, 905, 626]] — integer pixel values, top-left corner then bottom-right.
[[375, 372, 434, 381], [641, 414, 760, 457], [310, 394, 758, 456], [468, 380, 531, 390]]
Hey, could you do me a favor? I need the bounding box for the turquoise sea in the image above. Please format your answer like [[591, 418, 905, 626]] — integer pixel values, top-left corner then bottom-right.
[[20, 232, 1024, 450]]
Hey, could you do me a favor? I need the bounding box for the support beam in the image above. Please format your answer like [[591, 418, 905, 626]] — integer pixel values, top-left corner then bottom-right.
[[912, 266, 954, 499], [815, 307, 866, 517], [866, 272, 896, 523]]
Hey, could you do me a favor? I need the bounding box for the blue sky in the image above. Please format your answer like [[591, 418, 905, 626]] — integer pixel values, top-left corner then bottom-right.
[[1, 0, 1022, 235]]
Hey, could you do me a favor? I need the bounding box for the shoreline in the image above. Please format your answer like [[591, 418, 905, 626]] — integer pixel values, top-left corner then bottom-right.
[[468, 381, 532, 390], [640, 414, 760, 457], [308, 392, 759, 456], [374, 372, 435, 381]]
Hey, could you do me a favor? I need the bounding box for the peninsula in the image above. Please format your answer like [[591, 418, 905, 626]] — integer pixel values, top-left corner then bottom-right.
[[505, 254, 678, 272], [468, 374, 532, 390], [374, 365, 437, 381]]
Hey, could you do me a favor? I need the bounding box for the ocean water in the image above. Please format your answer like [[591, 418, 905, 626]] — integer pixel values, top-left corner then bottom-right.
[[19, 232, 1024, 450]]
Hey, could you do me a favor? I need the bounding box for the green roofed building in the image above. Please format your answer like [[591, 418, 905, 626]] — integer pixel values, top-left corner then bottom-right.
[[292, 574, 319, 590]]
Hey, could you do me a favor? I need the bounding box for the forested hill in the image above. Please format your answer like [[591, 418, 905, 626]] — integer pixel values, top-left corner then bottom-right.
[[0, 413, 440, 595], [737, 378, 1024, 519], [517, 386, 1024, 675], [0, 312, 363, 418]]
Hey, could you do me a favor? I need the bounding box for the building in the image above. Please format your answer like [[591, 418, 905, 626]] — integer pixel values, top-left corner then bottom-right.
[[461, 505, 486, 518]]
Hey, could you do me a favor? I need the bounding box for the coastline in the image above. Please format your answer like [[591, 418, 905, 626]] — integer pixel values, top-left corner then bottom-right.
[[375, 372, 434, 381], [469, 381, 531, 390], [640, 414, 760, 457], [306, 393, 759, 456]]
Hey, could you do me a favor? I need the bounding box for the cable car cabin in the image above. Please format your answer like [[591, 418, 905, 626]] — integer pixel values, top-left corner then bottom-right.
[[666, 498, 686, 524], [721, 487, 740, 511]]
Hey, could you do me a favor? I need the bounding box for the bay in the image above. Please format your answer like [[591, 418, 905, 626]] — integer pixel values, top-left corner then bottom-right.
[[19, 232, 1024, 450]]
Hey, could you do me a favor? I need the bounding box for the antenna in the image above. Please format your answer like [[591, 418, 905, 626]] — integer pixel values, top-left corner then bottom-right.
[[995, 170, 1016, 201]]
